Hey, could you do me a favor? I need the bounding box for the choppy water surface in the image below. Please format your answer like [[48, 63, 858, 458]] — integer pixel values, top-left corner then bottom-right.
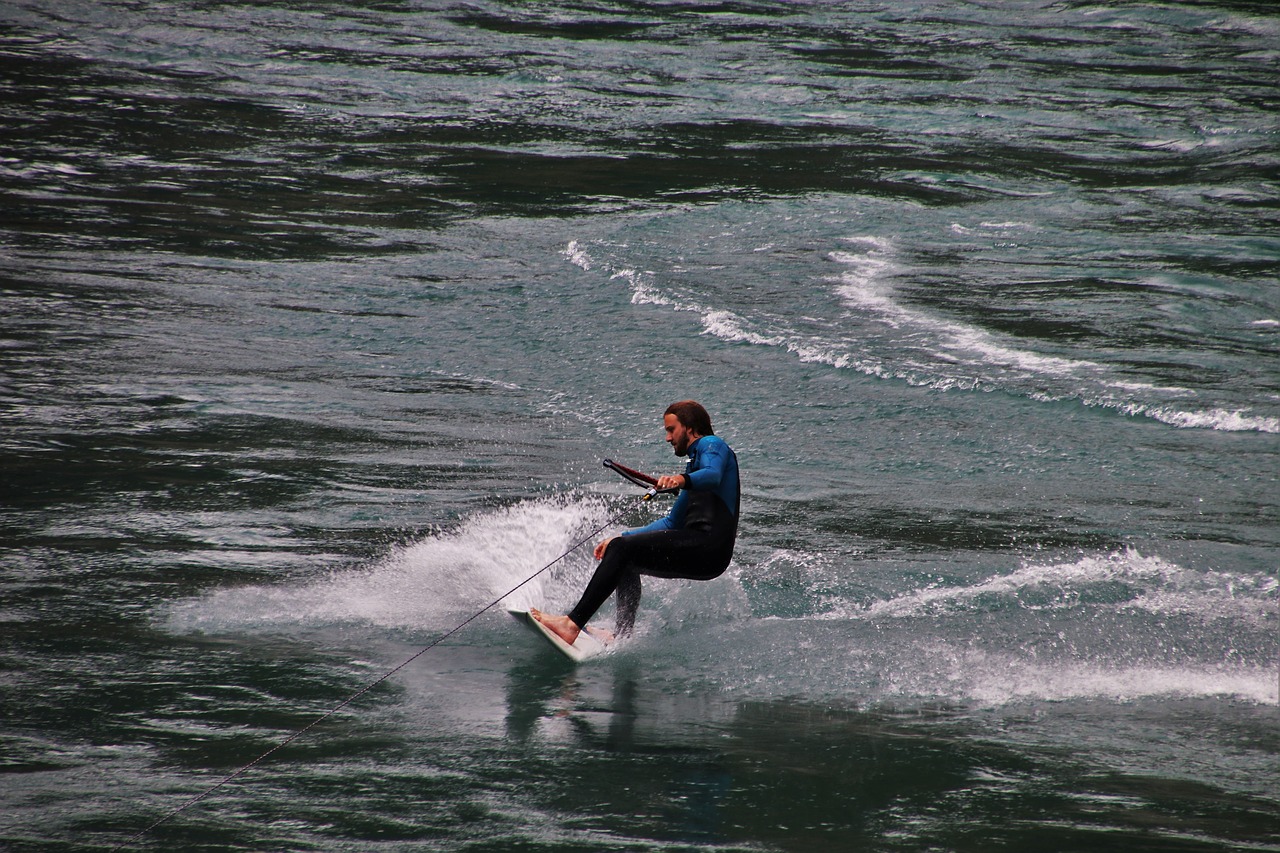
[[2, 0, 1277, 850]]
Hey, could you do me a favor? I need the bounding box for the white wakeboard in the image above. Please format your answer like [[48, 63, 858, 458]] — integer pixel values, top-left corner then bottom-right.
[[508, 609, 607, 662]]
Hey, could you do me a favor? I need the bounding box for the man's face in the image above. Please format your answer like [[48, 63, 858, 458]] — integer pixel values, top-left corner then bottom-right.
[[664, 413, 696, 456]]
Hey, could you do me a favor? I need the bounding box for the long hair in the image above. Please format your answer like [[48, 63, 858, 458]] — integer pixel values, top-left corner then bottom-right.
[[665, 400, 714, 436]]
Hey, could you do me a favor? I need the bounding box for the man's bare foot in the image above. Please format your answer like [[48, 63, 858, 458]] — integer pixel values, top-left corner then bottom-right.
[[530, 608, 581, 645], [584, 626, 615, 644]]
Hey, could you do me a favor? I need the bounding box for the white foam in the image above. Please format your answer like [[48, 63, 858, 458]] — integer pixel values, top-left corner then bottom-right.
[[700, 309, 859, 370], [827, 548, 1277, 625], [563, 239, 593, 272], [830, 240, 1108, 384], [925, 647, 1278, 705], [828, 245, 1280, 432], [1146, 406, 1280, 434]]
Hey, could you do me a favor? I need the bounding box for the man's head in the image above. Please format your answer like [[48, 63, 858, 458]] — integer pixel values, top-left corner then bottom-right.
[[663, 400, 713, 456]]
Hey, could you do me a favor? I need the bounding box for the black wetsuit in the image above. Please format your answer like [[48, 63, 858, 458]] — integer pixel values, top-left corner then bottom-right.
[[569, 435, 740, 636]]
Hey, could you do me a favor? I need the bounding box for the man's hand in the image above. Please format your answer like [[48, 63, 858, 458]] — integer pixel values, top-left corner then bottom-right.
[[655, 474, 686, 491], [593, 537, 615, 560]]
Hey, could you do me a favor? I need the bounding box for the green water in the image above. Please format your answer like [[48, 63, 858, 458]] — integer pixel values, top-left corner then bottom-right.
[[1, 0, 1277, 849]]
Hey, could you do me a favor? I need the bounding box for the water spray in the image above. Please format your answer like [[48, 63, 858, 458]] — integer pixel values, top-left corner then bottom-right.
[[115, 460, 669, 849]]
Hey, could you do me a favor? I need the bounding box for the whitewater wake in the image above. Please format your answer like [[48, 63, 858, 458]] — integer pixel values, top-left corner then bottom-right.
[[565, 238, 1279, 433]]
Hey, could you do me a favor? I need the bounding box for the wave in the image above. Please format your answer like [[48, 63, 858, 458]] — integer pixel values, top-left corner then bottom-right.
[[829, 548, 1276, 626], [828, 239, 1278, 432], [162, 496, 1275, 707], [564, 239, 1279, 433], [716, 548, 1278, 705], [1143, 406, 1280, 433]]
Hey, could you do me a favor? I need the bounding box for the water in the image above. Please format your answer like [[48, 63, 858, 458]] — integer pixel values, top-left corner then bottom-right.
[[2, 0, 1278, 849]]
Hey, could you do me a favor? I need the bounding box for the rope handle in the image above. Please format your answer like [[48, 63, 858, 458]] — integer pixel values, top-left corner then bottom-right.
[[602, 458, 657, 487], [603, 458, 681, 496]]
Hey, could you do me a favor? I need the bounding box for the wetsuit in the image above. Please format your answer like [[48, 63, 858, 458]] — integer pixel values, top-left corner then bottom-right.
[[569, 435, 740, 636]]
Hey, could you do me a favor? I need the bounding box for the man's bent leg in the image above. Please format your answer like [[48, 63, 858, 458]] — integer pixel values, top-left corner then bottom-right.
[[567, 527, 731, 633], [567, 537, 637, 629]]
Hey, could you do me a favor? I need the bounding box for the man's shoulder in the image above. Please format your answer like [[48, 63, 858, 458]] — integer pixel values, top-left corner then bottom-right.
[[693, 434, 733, 457]]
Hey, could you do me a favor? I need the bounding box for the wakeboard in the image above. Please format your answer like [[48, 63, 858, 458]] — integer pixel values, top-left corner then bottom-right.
[[508, 609, 607, 662]]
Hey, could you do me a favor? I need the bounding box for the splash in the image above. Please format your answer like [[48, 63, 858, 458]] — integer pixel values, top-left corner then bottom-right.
[[164, 498, 611, 636]]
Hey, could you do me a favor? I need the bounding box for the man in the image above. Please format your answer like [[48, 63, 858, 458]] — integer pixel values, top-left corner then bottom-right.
[[533, 400, 740, 645]]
